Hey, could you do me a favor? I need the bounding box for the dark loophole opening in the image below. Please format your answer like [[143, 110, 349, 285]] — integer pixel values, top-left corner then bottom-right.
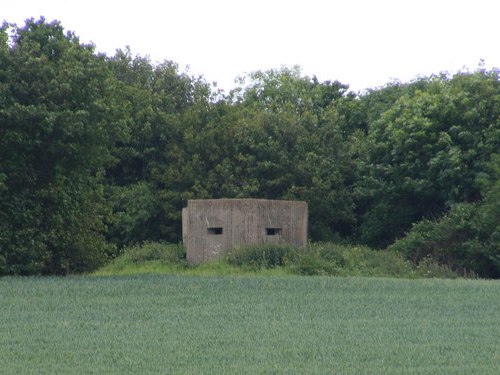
[[208, 227, 223, 235], [266, 228, 282, 236]]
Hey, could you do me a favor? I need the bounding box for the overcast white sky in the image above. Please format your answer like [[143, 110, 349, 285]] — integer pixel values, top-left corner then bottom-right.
[[3, 0, 500, 92]]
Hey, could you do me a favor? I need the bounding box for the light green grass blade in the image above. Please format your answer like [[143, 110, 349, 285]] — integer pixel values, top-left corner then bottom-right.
[[1, 276, 498, 374]]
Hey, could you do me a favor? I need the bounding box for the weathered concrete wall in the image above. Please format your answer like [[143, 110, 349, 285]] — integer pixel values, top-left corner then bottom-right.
[[183, 199, 308, 264]]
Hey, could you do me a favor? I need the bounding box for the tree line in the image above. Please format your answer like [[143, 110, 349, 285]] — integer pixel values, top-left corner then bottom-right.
[[1, 18, 498, 277]]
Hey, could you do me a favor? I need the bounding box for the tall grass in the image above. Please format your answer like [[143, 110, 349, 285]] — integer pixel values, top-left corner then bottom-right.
[[95, 242, 187, 275], [292, 242, 458, 278], [95, 241, 459, 279]]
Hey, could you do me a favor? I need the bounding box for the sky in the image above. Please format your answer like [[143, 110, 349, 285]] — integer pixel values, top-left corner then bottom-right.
[[3, 0, 500, 93]]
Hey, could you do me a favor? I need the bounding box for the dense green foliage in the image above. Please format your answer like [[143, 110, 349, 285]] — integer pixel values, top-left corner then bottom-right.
[[96, 241, 458, 279], [358, 72, 500, 248], [0, 19, 122, 274], [389, 155, 500, 278], [1, 18, 498, 276], [1, 275, 499, 374], [226, 243, 298, 270]]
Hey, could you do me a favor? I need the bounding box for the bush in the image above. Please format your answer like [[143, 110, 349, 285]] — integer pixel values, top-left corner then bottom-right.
[[93, 241, 187, 275], [388, 154, 500, 278], [292, 242, 457, 278], [340, 246, 412, 277], [94, 240, 461, 279], [389, 200, 499, 278], [412, 256, 460, 279], [116, 242, 186, 265], [226, 243, 297, 270], [292, 243, 344, 275], [293, 243, 414, 277]]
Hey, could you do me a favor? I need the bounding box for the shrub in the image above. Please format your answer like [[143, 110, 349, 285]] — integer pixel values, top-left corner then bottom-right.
[[94, 240, 461, 279], [292, 242, 457, 278], [116, 242, 186, 265], [293, 243, 414, 277], [340, 246, 410, 277], [292, 243, 344, 275], [389, 155, 500, 278], [389, 201, 499, 278], [412, 256, 460, 279], [93, 242, 187, 275], [226, 243, 297, 270]]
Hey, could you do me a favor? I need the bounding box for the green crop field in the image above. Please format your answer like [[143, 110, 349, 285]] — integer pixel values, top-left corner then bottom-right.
[[1, 275, 499, 374]]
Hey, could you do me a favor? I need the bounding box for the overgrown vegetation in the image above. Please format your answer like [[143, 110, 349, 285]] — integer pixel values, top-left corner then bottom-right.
[[1, 18, 498, 277], [95, 241, 459, 279], [226, 243, 297, 270], [389, 155, 500, 278]]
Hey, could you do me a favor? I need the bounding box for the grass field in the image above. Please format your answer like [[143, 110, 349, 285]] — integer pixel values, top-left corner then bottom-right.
[[1, 275, 499, 374]]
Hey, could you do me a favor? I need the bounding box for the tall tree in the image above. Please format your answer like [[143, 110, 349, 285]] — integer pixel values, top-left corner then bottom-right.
[[0, 18, 124, 274], [358, 71, 500, 247], [175, 67, 360, 240], [105, 49, 213, 246]]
